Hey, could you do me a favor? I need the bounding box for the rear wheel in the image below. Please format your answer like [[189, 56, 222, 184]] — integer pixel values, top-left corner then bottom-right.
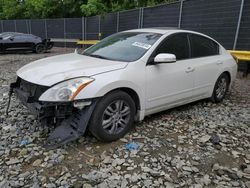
[[211, 73, 230, 103], [89, 91, 136, 142], [34, 43, 45, 53]]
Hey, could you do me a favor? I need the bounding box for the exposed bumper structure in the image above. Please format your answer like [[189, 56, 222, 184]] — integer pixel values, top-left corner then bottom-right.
[[46, 102, 96, 149], [8, 77, 97, 148], [10, 78, 73, 120]]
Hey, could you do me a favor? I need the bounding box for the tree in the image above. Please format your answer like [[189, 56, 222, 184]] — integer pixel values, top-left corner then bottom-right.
[[62, 0, 87, 18], [80, 0, 107, 17], [24, 0, 86, 19], [80, 0, 178, 17], [0, 0, 26, 19], [0, 0, 178, 19]]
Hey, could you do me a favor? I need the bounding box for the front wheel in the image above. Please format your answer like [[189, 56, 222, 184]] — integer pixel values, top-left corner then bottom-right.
[[88, 91, 136, 142], [211, 73, 230, 103], [34, 43, 46, 53]]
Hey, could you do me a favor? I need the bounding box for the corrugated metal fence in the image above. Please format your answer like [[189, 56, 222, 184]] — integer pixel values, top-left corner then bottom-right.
[[0, 0, 249, 50]]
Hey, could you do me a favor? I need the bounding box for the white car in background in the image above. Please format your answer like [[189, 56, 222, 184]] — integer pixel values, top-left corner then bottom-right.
[[9, 28, 237, 147]]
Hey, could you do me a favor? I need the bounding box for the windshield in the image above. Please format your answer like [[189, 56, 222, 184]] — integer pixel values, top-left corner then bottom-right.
[[0, 32, 21, 40], [83, 32, 162, 62]]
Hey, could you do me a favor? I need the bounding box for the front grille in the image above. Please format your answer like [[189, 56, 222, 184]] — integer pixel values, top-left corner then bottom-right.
[[17, 77, 49, 102]]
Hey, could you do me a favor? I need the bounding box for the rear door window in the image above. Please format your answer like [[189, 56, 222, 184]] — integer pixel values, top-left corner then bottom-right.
[[189, 34, 219, 58]]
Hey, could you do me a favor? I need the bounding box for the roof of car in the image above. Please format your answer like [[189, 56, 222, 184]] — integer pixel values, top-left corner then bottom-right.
[[123, 28, 219, 43], [124, 27, 195, 34], [0, 32, 36, 37], [0, 32, 18, 36]]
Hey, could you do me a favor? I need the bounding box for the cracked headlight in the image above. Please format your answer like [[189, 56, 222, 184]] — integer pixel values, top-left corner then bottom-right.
[[39, 77, 94, 102]]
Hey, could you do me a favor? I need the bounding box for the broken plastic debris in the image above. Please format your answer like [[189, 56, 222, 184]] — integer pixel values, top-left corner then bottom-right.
[[125, 142, 139, 151], [20, 139, 31, 146]]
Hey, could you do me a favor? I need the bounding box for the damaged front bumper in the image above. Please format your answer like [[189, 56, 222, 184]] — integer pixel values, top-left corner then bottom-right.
[[8, 77, 98, 148], [9, 77, 74, 121]]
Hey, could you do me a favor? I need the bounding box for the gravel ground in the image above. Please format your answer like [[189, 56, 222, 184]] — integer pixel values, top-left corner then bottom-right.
[[0, 48, 250, 188]]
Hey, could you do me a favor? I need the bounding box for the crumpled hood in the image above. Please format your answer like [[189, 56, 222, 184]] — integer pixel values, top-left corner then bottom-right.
[[17, 53, 128, 86]]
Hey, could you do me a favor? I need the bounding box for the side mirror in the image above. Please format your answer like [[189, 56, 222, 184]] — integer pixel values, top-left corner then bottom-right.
[[74, 48, 79, 54], [74, 48, 84, 54], [9, 37, 14, 41], [154, 53, 176, 64]]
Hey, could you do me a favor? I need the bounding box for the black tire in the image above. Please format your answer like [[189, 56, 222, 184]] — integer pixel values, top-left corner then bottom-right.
[[89, 91, 136, 142], [34, 43, 45, 53], [211, 73, 230, 103]]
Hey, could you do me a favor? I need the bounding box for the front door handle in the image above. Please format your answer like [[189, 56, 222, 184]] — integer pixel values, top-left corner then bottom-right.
[[185, 67, 195, 73]]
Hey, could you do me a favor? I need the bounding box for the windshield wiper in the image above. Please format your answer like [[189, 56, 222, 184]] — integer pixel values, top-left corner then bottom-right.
[[85, 54, 109, 60]]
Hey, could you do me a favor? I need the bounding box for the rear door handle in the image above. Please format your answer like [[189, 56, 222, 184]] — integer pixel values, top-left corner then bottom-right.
[[216, 61, 223, 65], [185, 67, 195, 73]]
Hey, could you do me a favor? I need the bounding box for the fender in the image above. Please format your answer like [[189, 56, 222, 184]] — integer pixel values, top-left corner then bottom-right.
[[76, 80, 144, 108], [75, 69, 146, 112]]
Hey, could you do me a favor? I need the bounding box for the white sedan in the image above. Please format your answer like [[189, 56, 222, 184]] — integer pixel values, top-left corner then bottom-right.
[[10, 28, 237, 147]]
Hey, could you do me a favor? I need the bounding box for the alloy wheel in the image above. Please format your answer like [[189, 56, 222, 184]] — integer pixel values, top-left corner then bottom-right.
[[102, 100, 131, 135], [215, 77, 227, 99]]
